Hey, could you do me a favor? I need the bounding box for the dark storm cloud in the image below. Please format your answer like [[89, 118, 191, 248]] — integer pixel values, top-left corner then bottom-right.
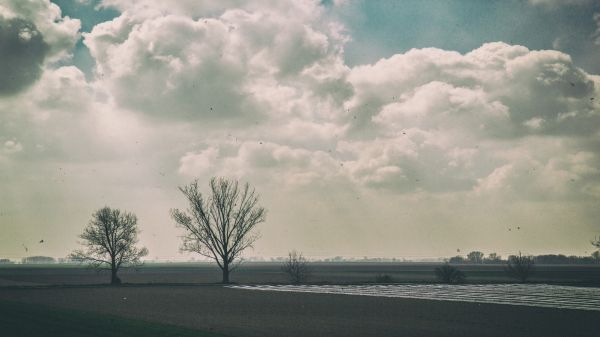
[[0, 16, 49, 96]]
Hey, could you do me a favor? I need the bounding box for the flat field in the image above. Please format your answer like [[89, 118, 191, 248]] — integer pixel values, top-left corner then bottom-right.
[[0, 300, 225, 337], [1, 262, 600, 286], [1, 263, 598, 337], [0, 285, 598, 337]]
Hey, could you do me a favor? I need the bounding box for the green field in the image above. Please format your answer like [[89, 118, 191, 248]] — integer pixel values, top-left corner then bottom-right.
[[0, 300, 226, 337]]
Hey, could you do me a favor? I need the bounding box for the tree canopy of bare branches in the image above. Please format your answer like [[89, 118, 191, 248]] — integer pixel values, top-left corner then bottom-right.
[[506, 252, 535, 283], [281, 250, 311, 284], [434, 264, 466, 284], [71, 207, 148, 285], [592, 236, 600, 249], [171, 177, 266, 283]]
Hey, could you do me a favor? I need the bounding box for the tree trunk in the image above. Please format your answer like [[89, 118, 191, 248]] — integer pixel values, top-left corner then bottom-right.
[[222, 262, 230, 284], [111, 263, 121, 285]]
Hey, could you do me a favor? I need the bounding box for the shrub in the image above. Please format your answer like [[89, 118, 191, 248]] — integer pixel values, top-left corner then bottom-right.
[[434, 264, 466, 284], [448, 255, 466, 264], [281, 250, 311, 284], [506, 252, 535, 283], [374, 274, 394, 283]]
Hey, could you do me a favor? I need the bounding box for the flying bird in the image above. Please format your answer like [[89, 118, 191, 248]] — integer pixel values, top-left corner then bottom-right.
[[22, 244, 28, 252], [39, 240, 44, 244]]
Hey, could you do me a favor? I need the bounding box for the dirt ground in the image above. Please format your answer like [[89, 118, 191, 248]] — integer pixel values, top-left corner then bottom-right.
[[1, 263, 599, 286], [0, 285, 597, 337]]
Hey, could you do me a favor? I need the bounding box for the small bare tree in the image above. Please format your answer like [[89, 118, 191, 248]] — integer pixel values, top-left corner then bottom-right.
[[506, 252, 535, 283], [592, 251, 600, 264], [467, 251, 484, 264], [172, 177, 266, 284], [593, 236, 600, 247], [71, 207, 148, 285], [591, 237, 600, 264], [435, 264, 466, 284], [281, 250, 311, 284]]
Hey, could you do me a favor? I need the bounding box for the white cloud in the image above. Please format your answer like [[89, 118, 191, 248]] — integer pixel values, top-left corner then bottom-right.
[[86, 0, 350, 125], [2, 139, 22, 154], [528, 0, 594, 8], [178, 141, 340, 188]]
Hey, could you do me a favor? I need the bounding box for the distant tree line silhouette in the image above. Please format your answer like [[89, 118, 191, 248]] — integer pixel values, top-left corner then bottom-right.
[[21, 256, 55, 264], [448, 251, 599, 265]]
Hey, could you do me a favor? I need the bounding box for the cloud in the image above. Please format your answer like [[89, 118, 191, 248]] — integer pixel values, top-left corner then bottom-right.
[[178, 141, 340, 188], [348, 43, 597, 136], [0, 0, 80, 60], [594, 13, 600, 46], [2, 139, 23, 154], [162, 38, 600, 199], [528, 0, 594, 8], [334, 42, 600, 196], [85, 0, 350, 124], [0, 17, 48, 95], [475, 140, 600, 199], [0, 0, 80, 95]]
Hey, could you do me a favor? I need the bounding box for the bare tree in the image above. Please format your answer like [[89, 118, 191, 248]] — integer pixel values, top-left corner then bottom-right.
[[591, 237, 600, 264], [171, 177, 266, 284], [506, 252, 535, 283], [71, 207, 148, 285], [434, 264, 466, 284], [592, 251, 600, 264], [485, 252, 502, 264], [281, 250, 311, 284], [467, 251, 484, 264], [592, 236, 600, 250]]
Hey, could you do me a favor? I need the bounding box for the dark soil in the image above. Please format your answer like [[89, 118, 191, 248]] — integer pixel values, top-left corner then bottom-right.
[[1, 263, 599, 286], [0, 285, 597, 337]]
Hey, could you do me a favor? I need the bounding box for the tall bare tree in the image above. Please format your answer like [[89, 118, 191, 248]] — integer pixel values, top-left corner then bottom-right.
[[172, 177, 266, 283], [71, 207, 148, 285]]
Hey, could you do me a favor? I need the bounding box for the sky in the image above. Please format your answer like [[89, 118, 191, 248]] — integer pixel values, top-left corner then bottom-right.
[[1, 0, 599, 261]]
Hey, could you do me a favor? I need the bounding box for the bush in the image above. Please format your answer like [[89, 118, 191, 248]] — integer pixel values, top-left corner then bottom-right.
[[434, 264, 466, 284], [506, 252, 535, 282], [281, 250, 311, 284], [448, 256, 466, 264], [374, 274, 394, 283]]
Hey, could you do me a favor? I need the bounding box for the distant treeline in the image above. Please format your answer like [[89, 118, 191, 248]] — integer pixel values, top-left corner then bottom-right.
[[21, 256, 56, 264], [3, 253, 599, 265], [448, 252, 600, 265]]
